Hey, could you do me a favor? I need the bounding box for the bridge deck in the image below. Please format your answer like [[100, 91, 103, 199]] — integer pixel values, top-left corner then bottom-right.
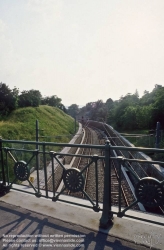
[[0, 190, 163, 250]]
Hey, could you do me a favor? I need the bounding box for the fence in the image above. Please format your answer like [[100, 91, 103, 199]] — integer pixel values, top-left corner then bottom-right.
[[0, 139, 164, 229]]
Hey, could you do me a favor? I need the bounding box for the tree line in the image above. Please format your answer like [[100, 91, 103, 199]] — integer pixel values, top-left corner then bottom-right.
[[0, 82, 66, 117], [1, 82, 163, 130], [68, 85, 164, 130]]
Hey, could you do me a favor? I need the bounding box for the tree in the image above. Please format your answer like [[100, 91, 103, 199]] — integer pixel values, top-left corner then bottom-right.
[[58, 103, 67, 113], [67, 104, 79, 118], [112, 91, 140, 129], [121, 106, 137, 130], [48, 95, 62, 107], [18, 90, 42, 107], [151, 86, 164, 127], [42, 95, 62, 106], [105, 98, 114, 124], [0, 82, 19, 116]]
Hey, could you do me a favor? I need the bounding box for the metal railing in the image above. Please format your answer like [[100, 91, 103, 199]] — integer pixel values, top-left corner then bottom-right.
[[0, 139, 164, 228]]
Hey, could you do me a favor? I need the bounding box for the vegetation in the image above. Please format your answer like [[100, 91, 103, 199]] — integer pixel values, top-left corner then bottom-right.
[[67, 104, 79, 118], [67, 85, 164, 160], [0, 105, 77, 182], [0, 82, 67, 117], [1, 81, 164, 144], [120, 129, 155, 147], [1, 82, 163, 133], [1, 80, 164, 179], [122, 129, 164, 161], [0, 105, 75, 141], [76, 85, 164, 132]]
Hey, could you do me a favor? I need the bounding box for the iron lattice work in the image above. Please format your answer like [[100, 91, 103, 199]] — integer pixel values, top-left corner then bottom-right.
[[63, 168, 84, 193], [0, 138, 164, 228], [0, 145, 40, 197], [135, 177, 164, 207], [50, 151, 101, 213], [14, 161, 30, 181]]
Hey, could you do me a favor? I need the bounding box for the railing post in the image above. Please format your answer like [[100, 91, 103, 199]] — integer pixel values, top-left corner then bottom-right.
[[36, 120, 40, 170], [0, 139, 10, 195], [0, 139, 5, 185], [100, 140, 113, 228]]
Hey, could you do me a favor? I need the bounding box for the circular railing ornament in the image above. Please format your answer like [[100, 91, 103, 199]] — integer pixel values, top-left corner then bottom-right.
[[135, 177, 163, 207], [14, 161, 30, 181], [63, 168, 84, 192]]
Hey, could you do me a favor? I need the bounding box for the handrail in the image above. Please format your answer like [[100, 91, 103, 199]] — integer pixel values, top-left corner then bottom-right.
[[0, 139, 164, 228]]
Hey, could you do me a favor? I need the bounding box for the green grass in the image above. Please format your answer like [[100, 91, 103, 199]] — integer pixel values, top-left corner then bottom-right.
[[0, 106, 78, 181], [0, 105, 77, 142]]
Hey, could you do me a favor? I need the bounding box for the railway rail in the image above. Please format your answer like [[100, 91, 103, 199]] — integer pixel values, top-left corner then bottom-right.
[[1, 122, 164, 229], [46, 125, 137, 210], [90, 122, 164, 215], [46, 121, 164, 215]]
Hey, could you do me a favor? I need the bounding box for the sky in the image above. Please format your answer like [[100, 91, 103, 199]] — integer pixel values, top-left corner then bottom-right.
[[0, 0, 164, 107]]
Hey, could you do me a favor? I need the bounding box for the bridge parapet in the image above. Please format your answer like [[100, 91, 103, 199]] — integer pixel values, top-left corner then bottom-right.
[[0, 138, 164, 229]]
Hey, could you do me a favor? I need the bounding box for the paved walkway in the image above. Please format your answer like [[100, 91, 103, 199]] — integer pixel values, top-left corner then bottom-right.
[[0, 201, 151, 250]]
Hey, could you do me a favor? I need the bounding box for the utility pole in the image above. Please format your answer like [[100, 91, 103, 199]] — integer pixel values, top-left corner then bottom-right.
[[155, 122, 161, 148], [36, 120, 39, 149]]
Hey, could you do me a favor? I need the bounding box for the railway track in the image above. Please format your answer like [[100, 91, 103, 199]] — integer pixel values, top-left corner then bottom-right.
[[99, 123, 164, 215], [46, 125, 136, 210], [45, 121, 164, 215], [65, 127, 93, 198], [88, 126, 138, 208]]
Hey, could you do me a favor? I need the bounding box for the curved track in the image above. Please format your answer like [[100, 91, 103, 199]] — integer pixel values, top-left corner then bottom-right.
[[46, 122, 164, 214], [98, 123, 164, 215], [47, 125, 136, 209]]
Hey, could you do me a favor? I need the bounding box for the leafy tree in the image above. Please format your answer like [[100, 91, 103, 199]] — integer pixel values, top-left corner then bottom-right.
[[140, 85, 162, 106], [105, 98, 114, 124], [112, 92, 140, 129], [41, 95, 66, 112], [78, 100, 107, 121], [81, 102, 96, 119], [48, 96, 62, 107], [12, 87, 19, 109], [67, 104, 79, 118], [94, 100, 106, 121], [0, 83, 19, 116], [58, 103, 67, 113], [18, 90, 42, 107], [151, 86, 164, 127], [121, 106, 137, 130]]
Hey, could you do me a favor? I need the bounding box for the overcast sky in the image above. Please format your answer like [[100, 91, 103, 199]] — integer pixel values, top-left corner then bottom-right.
[[0, 0, 164, 106]]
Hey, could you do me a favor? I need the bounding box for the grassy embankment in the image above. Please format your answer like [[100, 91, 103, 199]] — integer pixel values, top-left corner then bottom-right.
[[0, 105, 77, 142], [0, 105, 78, 180]]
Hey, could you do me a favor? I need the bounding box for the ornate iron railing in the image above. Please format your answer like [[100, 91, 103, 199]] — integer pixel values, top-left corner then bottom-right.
[[0, 139, 164, 228]]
